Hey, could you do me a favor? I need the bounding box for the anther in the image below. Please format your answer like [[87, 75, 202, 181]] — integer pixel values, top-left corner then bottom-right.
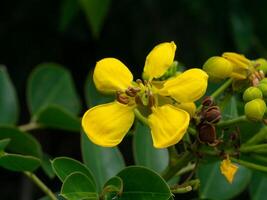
[[116, 91, 130, 105], [148, 91, 155, 107], [136, 79, 143, 84]]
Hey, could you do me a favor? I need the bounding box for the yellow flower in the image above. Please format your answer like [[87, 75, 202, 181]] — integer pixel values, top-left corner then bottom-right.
[[220, 157, 238, 184], [82, 42, 208, 148]]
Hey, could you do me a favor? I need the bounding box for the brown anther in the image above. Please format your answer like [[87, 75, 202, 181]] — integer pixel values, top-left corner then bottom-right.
[[125, 88, 136, 97], [202, 96, 214, 107], [116, 92, 130, 105], [252, 78, 260, 86], [204, 106, 221, 124], [136, 79, 143, 84], [148, 91, 155, 107], [197, 123, 216, 144], [143, 80, 148, 85]]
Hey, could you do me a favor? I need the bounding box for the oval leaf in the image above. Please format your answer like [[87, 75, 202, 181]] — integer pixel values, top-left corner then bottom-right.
[[35, 105, 80, 132], [117, 166, 172, 200], [249, 171, 267, 200], [81, 133, 125, 191], [102, 176, 123, 199], [52, 157, 95, 185], [0, 138, 10, 151], [197, 161, 252, 200], [0, 126, 42, 158], [0, 66, 19, 125], [133, 122, 168, 173], [27, 63, 81, 116], [0, 153, 40, 172], [61, 172, 98, 200]]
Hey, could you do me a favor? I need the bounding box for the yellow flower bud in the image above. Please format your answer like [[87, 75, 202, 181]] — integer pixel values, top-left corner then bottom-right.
[[244, 98, 266, 121], [256, 58, 267, 74], [258, 83, 267, 97], [203, 56, 233, 82], [243, 87, 263, 102]]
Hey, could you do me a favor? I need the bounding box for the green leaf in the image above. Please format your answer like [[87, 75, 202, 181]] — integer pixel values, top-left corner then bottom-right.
[[0, 66, 19, 125], [197, 161, 252, 200], [52, 157, 95, 185], [0, 153, 40, 172], [59, 0, 80, 31], [81, 133, 125, 191], [78, 0, 111, 38], [84, 71, 113, 107], [41, 153, 55, 179], [249, 171, 267, 200], [27, 63, 81, 116], [35, 105, 80, 132], [117, 166, 172, 200], [0, 126, 42, 158], [60, 172, 98, 200], [133, 122, 168, 173], [0, 138, 10, 151], [102, 176, 123, 199], [220, 94, 239, 120]]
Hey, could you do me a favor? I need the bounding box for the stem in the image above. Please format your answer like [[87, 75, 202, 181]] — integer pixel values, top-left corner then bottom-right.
[[217, 115, 247, 127], [231, 157, 267, 173], [210, 78, 233, 99], [176, 163, 196, 176], [19, 122, 42, 132], [171, 186, 192, 193], [134, 109, 148, 125], [162, 151, 194, 181], [187, 127, 197, 135], [24, 171, 57, 200], [240, 144, 267, 153], [244, 126, 267, 145]]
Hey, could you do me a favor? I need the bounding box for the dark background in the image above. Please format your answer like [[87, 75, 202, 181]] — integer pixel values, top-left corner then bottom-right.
[[0, 0, 267, 199]]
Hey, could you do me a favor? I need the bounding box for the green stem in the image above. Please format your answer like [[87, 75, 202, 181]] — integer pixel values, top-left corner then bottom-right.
[[171, 186, 192, 193], [162, 151, 194, 181], [134, 109, 148, 125], [217, 115, 247, 127], [19, 122, 42, 132], [244, 126, 267, 145], [240, 144, 267, 153], [210, 78, 233, 99], [231, 157, 267, 173], [176, 163, 196, 176], [24, 171, 57, 200]]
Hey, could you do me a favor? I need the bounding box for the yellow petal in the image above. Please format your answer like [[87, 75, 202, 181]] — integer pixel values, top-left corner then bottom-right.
[[93, 58, 133, 93], [175, 102, 196, 117], [220, 158, 238, 184], [82, 101, 135, 147], [222, 52, 250, 69], [159, 68, 208, 103], [148, 105, 190, 148], [143, 42, 176, 80]]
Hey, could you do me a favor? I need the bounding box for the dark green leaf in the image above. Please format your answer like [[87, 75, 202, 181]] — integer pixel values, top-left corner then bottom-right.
[[0, 66, 19, 125], [0, 126, 42, 158], [60, 172, 98, 200], [81, 133, 125, 191], [133, 122, 168, 173], [220, 94, 238, 120], [35, 105, 80, 132], [27, 63, 81, 116], [52, 156, 95, 185], [41, 153, 55, 179], [249, 171, 267, 200], [0, 138, 10, 151], [0, 153, 40, 172], [102, 176, 123, 199], [79, 0, 111, 38], [59, 0, 80, 31], [117, 166, 172, 200], [197, 161, 252, 200]]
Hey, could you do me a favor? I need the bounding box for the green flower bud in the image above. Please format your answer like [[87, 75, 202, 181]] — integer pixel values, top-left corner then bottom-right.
[[260, 78, 267, 84], [243, 87, 263, 102], [244, 98, 266, 121], [258, 83, 267, 97], [203, 56, 233, 82], [256, 58, 267, 74]]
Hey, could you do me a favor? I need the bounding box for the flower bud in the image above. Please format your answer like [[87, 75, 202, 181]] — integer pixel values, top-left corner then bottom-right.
[[203, 56, 233, 82], [243, 87, 263, 102], [260, 78, 267, 84], [244, 98, 266, 121], [258, 83, 267, 97], [256, 58, 267, 74]]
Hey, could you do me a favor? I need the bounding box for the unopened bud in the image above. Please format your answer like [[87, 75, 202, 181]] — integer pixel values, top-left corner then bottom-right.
[[257, 83, 267, 97], [204, 106, 222, 124], [256, 58, 267, 75], [202, 96, 214, 107], [243, 87, 263, 102], [198, 123, 216, 144], [203, 56, 233, 82], [245, 98, 266, 121]]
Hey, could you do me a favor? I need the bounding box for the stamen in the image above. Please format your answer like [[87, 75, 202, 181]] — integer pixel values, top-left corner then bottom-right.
[[116, 91, 130, 104]]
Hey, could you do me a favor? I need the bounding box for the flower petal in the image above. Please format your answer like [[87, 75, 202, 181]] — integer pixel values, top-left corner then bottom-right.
[[93, 58, 133, 93], [148, 105, 190, 148], [159, 68, 208, 103], [143, 42, 176, 80], [175, 102, 196, 117], [220, 158, 238, 184], [82, 101, 135, 147]]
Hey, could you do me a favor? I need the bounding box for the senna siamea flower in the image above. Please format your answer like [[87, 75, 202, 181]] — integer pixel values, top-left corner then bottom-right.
[[82, 42, 208, 148], [220, 156, 238, 184]]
